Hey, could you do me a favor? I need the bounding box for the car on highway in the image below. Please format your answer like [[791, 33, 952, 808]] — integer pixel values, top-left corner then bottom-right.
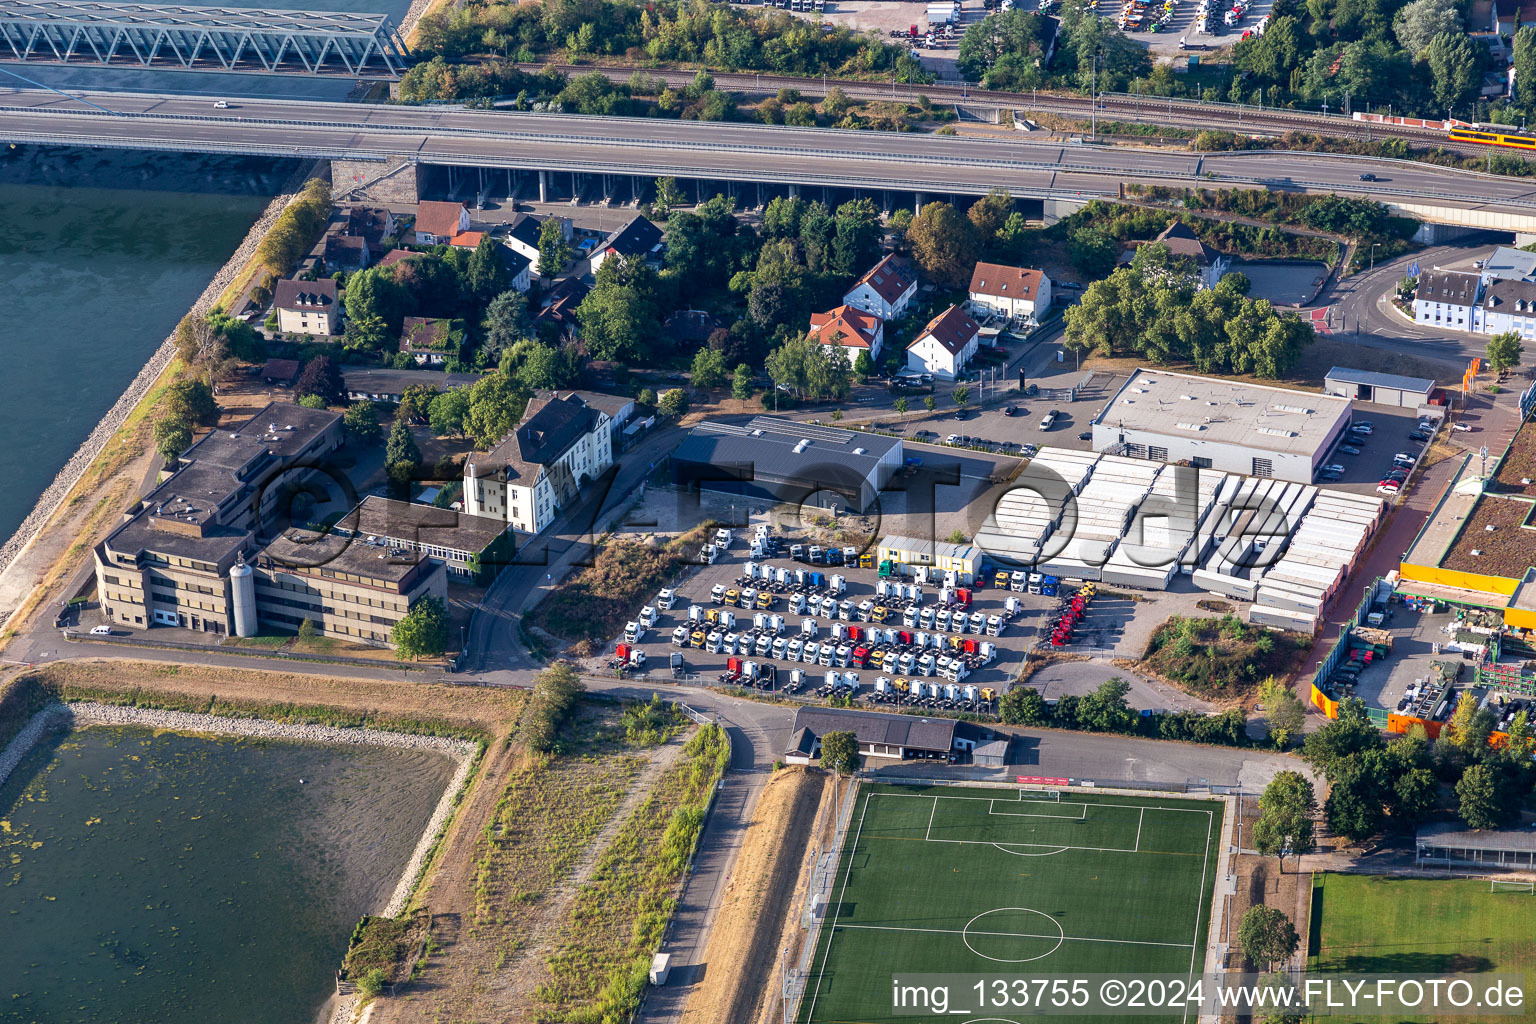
[[213, 100, 229, 109], [1339, 445, 1361, 455], [1359, 172, 1376, 181]]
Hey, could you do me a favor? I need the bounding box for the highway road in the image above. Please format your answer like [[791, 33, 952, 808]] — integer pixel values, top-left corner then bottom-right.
[[4, 86, 1536, 214]]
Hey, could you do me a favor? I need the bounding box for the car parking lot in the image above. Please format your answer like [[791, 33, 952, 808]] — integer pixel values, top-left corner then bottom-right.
[[1315, 405, 1440, 497], [610, 525, 1054, 714]]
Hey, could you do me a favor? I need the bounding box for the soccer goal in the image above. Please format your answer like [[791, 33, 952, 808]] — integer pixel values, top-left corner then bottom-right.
[[1490, 879, 1534, 894], [1018, 789, 1062, 802]]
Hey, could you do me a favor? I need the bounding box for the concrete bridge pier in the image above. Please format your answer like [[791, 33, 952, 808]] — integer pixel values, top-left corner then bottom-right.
[[538, 170, 548, 203], [789, 183, 800, 198], [915, 191, 926, 213], [570, 171, 577, 201]]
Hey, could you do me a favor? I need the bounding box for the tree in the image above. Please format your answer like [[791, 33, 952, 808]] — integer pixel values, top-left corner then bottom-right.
[[853, 350, 875, 379], [295, 356, 344, 406], [1456, 763, 1507, 830], [653, 176, 686, 218], [297, 616, 318, 642], [536, 218, 572, 278], [658, 388, 688, 417], [952, 384, 972, 407], [831, 198, 883, 277], [731, 362, 754, 400], [1076, 678, 1138, 732], [1251, 770, 1316, 872], [1258, 677, 1306, 749], [172, 313, 233, 376], [820, 730, 861, 775], [1237, 906, 1300, 971], [959, 11, 1048, 88], [999, 686, 1050, 725], [298, 394, 327, 410], [907, 202, 980, 288], [1067, 227, 1120, 277], [1516, 25, 1536, 109], [481, 290, 531, 366], [1422, 32, 1485, 112], [343, 266, 405, 334], [385, 417, 422, 471], [427, 388, 471, 437], [1393, 0, 1461, 55], [153, 417, 192, 465], [691, 347, 728, 388], [923, 396, 937, 413], [162, 379, 219, 428], [1302, 697, 1383, 776], [893, 396, 910, 420], [398, 383, 440, 424], [343, 312, 390, 355], [343, 400, 382, 444], [516, 342, 578, 391], [464, 372, 525, 448], [391, 594, 449, 660], [1488, 331, 1524, 375], [466, 233, 508, 300], [1393, 766, 1438, 824]]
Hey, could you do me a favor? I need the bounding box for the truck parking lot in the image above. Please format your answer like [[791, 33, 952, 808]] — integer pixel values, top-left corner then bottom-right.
[[609, 524, 1056, 715]]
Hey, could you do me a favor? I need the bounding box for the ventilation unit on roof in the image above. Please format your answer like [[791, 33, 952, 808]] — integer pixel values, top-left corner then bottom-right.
[[1175, 422, 1206, 431], [1130, 387, 1147, 394], [1180, 394, 1198, 401], [1471, 549, 1482, 556], [1233, 399, 1255, 406], [1257, 426, 1297, 438], [853, 447, 866, 455], [751, 429, 764, 436], [1486, 524, 1497, 531], [793, 440, 811, 453], [1272, 404, 1313, 414]]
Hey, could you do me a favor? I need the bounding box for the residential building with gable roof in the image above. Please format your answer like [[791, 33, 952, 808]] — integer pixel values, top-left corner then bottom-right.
[[462, 392, 615, 534], [808, 304, 884, 365], [843, 252, 917, 319], [414, 200, 471, 245], [589, 215, 663, 275], [968, 262, 1051, 324], [1152, 221, 1231, 290], [906, 304, 980, 380]]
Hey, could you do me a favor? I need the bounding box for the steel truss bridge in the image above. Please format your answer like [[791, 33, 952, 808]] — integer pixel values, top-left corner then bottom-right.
[[0, 0, 410, 76]]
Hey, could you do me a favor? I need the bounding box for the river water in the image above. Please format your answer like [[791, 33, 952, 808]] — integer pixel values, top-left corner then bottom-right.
[[0, 724, 455, 1023], [0, 153, 286, 547]]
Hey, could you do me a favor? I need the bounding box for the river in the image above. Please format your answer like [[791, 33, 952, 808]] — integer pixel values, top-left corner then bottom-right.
[[0, 723, 456, 1023], [0, 152, 288, 547]]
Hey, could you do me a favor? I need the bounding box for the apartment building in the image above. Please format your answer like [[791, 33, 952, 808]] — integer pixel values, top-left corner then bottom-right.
[[273, 279, 339, 336], [463, 391, 614, 534]]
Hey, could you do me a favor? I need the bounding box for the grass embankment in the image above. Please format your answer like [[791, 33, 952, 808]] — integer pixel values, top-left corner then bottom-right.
[[1139, 613, 1311, 699], [524, 522, 717, 651], [1310, 874, 1536, 1022], [538, 723, 731, 1022], [0, 672, 57, 750]]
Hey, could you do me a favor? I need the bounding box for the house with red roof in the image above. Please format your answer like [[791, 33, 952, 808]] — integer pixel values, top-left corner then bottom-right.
[[968, 262, 1052, 325], [414, 201, 471, 245], [843, 253, 917, 320], [906, 304, 980, 380], [808, 304, 884, 365]]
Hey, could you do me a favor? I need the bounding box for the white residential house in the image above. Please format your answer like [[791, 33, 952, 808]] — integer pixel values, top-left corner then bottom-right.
[[1413, 270, 1480, 331], [463, 392, 614, 535], [843, 253, 918, 320], [1151, 221, 1231, 290], [906, 305, 981, 380], [273, 278, 339, 337], [807, 304, 884, 366], [968, 262, 1052, 324], [505, 213, 573, 270], [588, 216, 663, 275], [1472, 278, 1536, 339], [414, 200, 471, 245]]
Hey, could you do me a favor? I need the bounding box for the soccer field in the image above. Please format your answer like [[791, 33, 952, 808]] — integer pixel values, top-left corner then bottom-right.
[[1310, 873, 1536, 1023], [798, 783, 1224, 1024]]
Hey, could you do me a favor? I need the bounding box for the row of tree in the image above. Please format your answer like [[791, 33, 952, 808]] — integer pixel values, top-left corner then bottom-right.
[[999, 677, 1253, 746]]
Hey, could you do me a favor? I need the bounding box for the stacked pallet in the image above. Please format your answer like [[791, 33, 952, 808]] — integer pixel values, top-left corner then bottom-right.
[[976, 448, 1096, 565], [1040, 455, 1162, 581], [1248, 489, 1386, 632], [1193, 478, 1318, 601], [1102, 466, 1229, 590]]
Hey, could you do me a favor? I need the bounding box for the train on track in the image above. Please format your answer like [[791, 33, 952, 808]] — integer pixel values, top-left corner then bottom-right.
[[1448, 125, 1536, 150]]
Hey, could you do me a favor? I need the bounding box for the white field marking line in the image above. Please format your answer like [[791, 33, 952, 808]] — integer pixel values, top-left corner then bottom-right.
[[1184, 808, 1214, 1024], [1135, 806, 1144, 853], [806, 788, 870, 1024], [991, 843, 1070, 857], [927, 794, 939, 841], [872, 791, 1213, 815], [835, 922, 1196, 949], [987, 798, 1087, 820], [914, 834, 1139, 855]]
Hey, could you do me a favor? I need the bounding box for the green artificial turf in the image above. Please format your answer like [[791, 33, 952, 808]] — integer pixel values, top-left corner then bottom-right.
[[1310, 873, 1536, 1022], [798, 783, 1224, 1024]]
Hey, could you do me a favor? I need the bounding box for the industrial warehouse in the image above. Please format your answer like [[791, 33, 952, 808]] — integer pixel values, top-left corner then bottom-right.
[[1090, 368, 1354, 483], [670, 417, 902, 512]]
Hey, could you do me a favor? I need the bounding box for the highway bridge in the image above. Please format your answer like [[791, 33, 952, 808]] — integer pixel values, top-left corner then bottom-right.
[[3, 87, 1535, 231]]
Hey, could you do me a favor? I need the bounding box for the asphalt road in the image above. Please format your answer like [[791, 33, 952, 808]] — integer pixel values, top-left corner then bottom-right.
[[5, 87, 1536, 212]]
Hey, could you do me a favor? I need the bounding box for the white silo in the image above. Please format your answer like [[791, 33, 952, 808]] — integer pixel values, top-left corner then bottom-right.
[[230, 557, 258, 638]]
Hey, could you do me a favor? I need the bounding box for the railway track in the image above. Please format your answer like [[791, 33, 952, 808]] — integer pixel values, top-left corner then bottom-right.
[[513, 62, 1495, 158]]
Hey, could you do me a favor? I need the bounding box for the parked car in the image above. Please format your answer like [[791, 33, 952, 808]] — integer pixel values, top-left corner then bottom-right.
[[1077, 431, 1092, 441], [1322, 464, 1345, 475], [1409, 430, 1432, 443], [1339, 445, 1361, 455]]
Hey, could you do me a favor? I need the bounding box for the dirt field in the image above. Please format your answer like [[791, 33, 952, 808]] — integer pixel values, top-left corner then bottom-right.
[[680, 766, 830, 1024], [1226, 794, 1314, 972]]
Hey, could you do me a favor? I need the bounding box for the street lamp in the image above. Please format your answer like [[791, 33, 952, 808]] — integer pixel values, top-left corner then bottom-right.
[[1370, 243, 1381, 271]]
